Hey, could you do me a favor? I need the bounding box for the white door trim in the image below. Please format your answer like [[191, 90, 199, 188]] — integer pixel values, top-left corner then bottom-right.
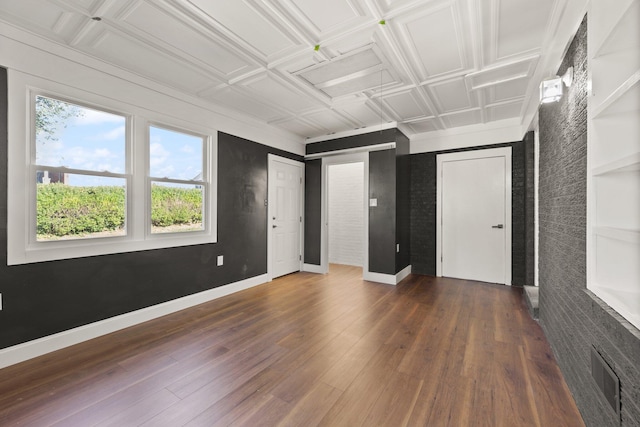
[[436, 147, 512, 284], [267, 154, 304, 281], [320, 152, 369, 276]]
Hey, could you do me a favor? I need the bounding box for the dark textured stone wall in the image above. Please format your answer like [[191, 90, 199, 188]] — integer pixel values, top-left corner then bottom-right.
[[524, 131, 536, 286], [511, 140, 526, 286], [410, 140, 530, 283], [410, 152, 436, 275], [538, 15, 640, 427]]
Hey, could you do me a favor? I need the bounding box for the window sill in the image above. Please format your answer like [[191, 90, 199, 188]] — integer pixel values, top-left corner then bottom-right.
[[8, 232, 217, 265]]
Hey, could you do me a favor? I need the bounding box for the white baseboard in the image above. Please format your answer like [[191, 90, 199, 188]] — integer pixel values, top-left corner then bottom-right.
[[363, 265, 412, 285], [303, 263, 325, 274], [396, 265, 412, 283], [0, 274, 269, 370]]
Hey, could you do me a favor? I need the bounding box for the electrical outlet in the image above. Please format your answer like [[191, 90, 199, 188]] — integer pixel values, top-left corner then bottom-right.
[[369, 198, 377, 207], [217, 255, 224, 266]]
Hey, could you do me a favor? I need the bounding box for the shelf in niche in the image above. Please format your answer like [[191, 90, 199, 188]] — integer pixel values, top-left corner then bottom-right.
[[593, 152, 640, 175], [594, 226, 640, 243], [593, 0, 640, 58], [593, 70, 640, 118], [589, 283, 640, 330]]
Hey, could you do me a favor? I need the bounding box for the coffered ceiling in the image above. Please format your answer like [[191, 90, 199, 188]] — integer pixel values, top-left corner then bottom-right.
[[0, 0, 573, 142]]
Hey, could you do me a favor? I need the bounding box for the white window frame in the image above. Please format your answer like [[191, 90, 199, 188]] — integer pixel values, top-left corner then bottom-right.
[[7, 72, 217, 265], [29, 92, 132, 246], [145, 122, 211, 239]]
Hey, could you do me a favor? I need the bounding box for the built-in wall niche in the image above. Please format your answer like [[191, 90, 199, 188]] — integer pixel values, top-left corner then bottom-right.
[[588, 0, 640, 330]]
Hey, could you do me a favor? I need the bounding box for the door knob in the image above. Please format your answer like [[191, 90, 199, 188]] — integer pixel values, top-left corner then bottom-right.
[[491, 224, 504, 229]]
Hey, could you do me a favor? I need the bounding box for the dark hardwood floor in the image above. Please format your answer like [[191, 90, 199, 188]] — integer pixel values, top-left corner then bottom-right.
[[0, 264, 584, 426]]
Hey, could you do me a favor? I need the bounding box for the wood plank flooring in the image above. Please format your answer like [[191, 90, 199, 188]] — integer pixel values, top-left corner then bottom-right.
[[0, 265, 585, 426]]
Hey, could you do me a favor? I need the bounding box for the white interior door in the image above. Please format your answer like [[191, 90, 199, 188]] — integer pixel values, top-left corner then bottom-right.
[[269, 156, 303, 279], [437, 148, 511, 284]]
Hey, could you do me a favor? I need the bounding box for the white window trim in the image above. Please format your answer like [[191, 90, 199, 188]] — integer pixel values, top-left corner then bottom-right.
[[7, 72, 217, 266], [145, 122, 211, 239]]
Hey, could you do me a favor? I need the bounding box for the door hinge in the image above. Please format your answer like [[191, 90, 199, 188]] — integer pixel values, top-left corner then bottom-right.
[[299, 255, 302, 261], [300, 216, 302, 223]]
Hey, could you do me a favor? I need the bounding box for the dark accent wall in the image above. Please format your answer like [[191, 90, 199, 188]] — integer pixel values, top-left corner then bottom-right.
[[303, 129, 410, 275], [0, 66, 302, 350], [395, 131, 410, 273], [538, 16, 640, 427], [524, 131, 536, 286], [410, 139, 533, 285], [368, 149, 396, 275], [304, 159, 321, 265], [305, 128, 396, 155], [409, 152, 436, 276]]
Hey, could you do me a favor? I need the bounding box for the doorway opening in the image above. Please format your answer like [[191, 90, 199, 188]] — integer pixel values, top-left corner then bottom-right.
[[321, 152, 369, 277], [327, 162, 365, 273]]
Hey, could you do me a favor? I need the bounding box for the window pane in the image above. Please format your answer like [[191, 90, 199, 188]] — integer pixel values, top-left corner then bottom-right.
[[149, 126, 203, 180], [35, 95, 126, 173], [150, 182, 204, 234], [36, 171, 126, 241]]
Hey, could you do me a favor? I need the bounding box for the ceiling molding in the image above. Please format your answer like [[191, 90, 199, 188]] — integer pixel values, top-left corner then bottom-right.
[[0, 0, 587, 143]]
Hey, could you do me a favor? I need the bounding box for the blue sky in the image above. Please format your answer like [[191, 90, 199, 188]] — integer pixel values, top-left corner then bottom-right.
[[36, 99, 203, 187]]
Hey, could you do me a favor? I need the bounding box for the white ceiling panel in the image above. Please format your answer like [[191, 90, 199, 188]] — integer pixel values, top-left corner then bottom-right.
[[487, 100, 523, 121], [241, 74, 322, 112], [441, 109, 482, 128], [407, 118, 440, 134], [397, 4, 467, 79], [298, 48, 382, 85], [274, 118, 324, 136], [429, 78, 473, 113], [491, 79, 529, 103], [287, 0, 364, 34], [0, 0, 73, 36], [383, 90, 428, 120], [465, 55, 538, 90], [0, 0, 572, 140], [186, 0, 298, 58], [302, 110, 354, 132], [337, 102, 387, 126], [203, 87, 286, 122], [322, 69, 396, 98], [86, 29, 217, 93], [495, 0, 556, 60], [119, 1, 255, 78], [58, 0, 103, 14]]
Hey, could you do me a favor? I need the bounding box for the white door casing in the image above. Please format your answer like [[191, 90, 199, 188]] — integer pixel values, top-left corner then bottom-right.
[[268, 155, 304, 280], [436, 147, 512, 284]]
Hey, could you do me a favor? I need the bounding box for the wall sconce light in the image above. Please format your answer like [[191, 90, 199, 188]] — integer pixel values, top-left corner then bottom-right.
[[540, 66, 574, 103]]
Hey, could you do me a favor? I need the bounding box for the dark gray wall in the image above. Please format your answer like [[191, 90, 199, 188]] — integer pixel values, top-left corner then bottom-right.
[[305, 128, 397, 155], [304, 159, 321, 265], [395, 131, 410, 273], [538, 16, 640, 427], [303, 129, 410, 275], [0, 67, 302, 350], [368, 149, 396, 275], [524, 131, 536, 286], [409, 139, 532, 285]]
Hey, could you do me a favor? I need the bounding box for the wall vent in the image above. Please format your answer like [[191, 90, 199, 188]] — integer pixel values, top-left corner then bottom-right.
[[590, 347, 620, 422]]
